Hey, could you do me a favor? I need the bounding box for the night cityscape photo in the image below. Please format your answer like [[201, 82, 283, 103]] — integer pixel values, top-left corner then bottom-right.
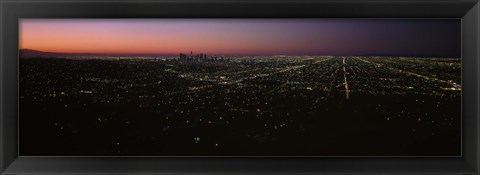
[[19, 19, 461, 156]]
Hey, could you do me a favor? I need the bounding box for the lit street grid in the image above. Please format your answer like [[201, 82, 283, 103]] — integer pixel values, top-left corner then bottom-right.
[[20, 55, 461, 156]]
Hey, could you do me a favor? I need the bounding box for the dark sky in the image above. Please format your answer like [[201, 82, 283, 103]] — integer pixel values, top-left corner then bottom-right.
[[20, 19, 461, 57], [327, 19, 461, 57]]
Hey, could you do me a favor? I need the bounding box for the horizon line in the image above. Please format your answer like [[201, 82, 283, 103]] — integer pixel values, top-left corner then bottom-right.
[[19, 48, 461, 58]]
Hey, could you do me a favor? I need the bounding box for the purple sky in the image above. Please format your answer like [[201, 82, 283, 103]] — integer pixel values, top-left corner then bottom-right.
[[20, 19, 461, 57]]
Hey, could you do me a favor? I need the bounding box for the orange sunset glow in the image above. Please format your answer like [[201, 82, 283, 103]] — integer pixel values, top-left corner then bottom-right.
[[20, 19, 461, 56]]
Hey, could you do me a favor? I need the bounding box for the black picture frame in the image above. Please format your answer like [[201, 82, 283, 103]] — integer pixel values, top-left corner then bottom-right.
[[1, 0, 479, 174]]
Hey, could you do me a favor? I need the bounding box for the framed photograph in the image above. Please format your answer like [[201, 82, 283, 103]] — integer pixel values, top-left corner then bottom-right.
[[1, 0, 479, 174]]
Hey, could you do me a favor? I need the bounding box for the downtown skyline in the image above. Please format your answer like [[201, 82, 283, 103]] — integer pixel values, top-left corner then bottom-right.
[[20, 19, 461, 57]]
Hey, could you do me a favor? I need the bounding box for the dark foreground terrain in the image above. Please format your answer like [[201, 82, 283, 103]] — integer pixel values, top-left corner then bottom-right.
[[20, 56, 461, 156]]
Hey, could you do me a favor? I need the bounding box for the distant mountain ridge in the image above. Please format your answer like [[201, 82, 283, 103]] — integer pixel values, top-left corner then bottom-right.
[[19, 49, 72, 58], [19, 49, 172, 58]]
